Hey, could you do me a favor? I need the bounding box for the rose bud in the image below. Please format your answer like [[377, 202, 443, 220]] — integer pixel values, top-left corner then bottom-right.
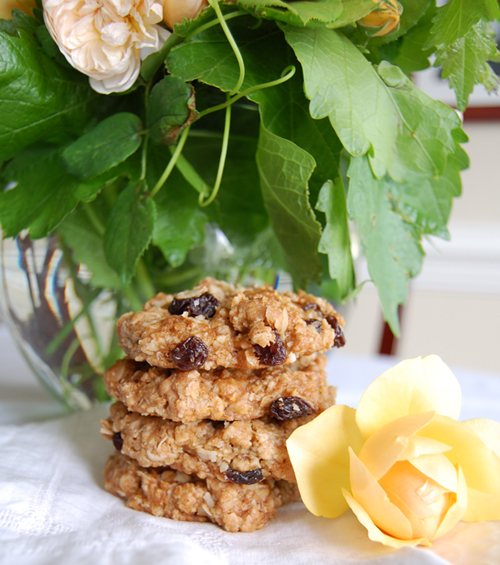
[[358, 0, 403, 38], [163, 0, 209, 30], [0, 0, 36, 19]]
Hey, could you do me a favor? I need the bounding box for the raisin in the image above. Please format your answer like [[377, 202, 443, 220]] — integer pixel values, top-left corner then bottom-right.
[[303, 303, 321, 313], [112, 432, 123, 452], [205, 419, 225, 429], [171, 336, 208, 370], [270, 396, 314, 420], [326, 315, 346, 347], [155, 466, 170, 474], [168, 292, 220, 318], [225, 468, 263, 485], [254, 332, 287, 366], [306, 319, 322, 333]]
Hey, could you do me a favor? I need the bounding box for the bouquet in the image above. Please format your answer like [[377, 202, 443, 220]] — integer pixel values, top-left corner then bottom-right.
[[0, 0, 499, 402]]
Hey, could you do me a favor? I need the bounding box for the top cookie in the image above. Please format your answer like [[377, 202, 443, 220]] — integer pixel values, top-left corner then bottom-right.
[[117, 277, 345, 371]]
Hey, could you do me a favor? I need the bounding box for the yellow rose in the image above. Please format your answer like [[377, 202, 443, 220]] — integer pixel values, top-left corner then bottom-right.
[[287, 356, 500, 548], [0, 0, 36, 19], [163, 0, 208, 30], [358, 0, 402, 37], [43, 0, 170, 94]]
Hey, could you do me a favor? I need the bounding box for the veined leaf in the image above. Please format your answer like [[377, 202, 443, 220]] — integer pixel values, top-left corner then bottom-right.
[[347, 156, 424, 336], [148, 76, 197, 145], [147, 145, 207, 267], [169, 19, 343, 201], [0, 17, 102, 162], [104, 183, 156, 287], [0, 145, 111, 239], [256, 125, 323, 289], [436, 21, 500, 113], [326, 0, 375, 29], [63, 113, 143, 180], [57, 208, 122, 289], [316, 179, 355, 298], [283, 27, 461, 180], [429, 0, 500, 51], [168, 19, 344, 285], [386, 147, 466, 240], [236, 0, 343, 27]]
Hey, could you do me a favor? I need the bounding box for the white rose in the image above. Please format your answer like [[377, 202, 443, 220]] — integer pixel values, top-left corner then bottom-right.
[[43, 0, 171, 94]]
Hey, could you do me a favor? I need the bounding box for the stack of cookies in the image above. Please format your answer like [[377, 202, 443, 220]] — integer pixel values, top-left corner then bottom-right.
[[100, 278, 345, 532]]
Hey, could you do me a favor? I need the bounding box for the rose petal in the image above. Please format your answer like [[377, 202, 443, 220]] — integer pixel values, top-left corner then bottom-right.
[[463, 489, 500, 522], [433, 465, 468, 539], [358, 412, 435, 480], [463, 418, 500, 456], [343, 489, 429, 548], [356, 356, 461, 439], [420, 415, 500, 495], [408, 453, 458, 493], [286, 405, 364, 518], [399, 435, 452, 461], [349, 448, 414, 540]]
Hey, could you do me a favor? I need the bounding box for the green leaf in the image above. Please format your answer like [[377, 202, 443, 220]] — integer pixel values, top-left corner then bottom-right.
[[316, 178, 355, 298], [0, 10, 37, 36], [168, 18, 343, 285], [284, 27, 461, 180], [104, 183, 156, 287], [347, 156, 424, 336], [250, 65, 343, 207], [435, 21, 500, 113], [0, 145, 110, 239], [0, 22, 102, 162], [326, 0, 376, 29], [62, 113, 143, 180], [236, 0, 343, 27], [147, 145, 207, 267], [256, 124, 323, 289], [429, 0, 500, 50], [168, 17, 343, 204], [148, 76, 197, 145], [57, 208, 122, 289], [181, 133, 268, 247], [386, 142, 466, 240]]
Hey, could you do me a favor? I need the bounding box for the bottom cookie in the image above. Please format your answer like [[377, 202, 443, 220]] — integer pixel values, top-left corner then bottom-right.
[[104, 452, 300, 533]]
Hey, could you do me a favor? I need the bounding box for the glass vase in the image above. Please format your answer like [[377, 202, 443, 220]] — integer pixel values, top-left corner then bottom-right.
[[0, 234, 121, 410]]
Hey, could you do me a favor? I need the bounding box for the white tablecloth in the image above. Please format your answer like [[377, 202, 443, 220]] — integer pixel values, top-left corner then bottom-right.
[[1, 326, 499, 565]]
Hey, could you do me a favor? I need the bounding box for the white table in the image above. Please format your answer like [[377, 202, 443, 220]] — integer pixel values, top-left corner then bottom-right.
[[0, 325, 499, 565]]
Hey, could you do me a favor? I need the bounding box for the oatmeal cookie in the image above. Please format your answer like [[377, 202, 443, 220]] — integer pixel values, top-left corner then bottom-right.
[[104, 452, 299, 532], [117, 277, 345, 371], [103, 354, 336, 422], [101, 401, 326, 483]]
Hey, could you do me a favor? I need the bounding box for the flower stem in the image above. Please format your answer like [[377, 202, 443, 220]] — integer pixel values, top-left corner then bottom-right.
[[197, 65, 296, 121], [140, 83, 151, 182], [206, 0, 245, 95], [84, 204, 105, 236], [149, 125, 191, 199], [135, 258, 156, 300], [186, 10, 247, 40], [199, 94, 232, 207]]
